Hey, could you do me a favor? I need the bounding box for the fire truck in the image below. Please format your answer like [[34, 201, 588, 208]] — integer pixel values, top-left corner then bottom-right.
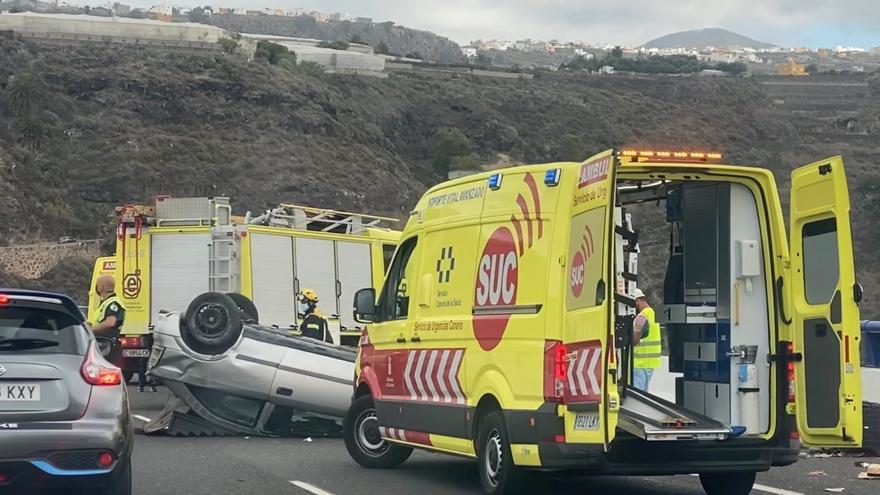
[[88, 196, 399, 381]]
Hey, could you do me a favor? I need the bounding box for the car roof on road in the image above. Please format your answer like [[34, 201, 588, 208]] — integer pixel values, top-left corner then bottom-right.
[[0, 288, 85, 323]]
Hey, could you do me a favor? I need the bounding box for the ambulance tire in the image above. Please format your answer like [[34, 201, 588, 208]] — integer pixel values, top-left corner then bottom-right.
[[183, 292, 243, 355], [477, 410, 524, 495], [225, 292, 259, 324], [698, 471, 756, 495], [344, 394, 412, 469]]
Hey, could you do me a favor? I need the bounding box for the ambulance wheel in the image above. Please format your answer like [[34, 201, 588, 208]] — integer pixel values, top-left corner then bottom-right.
[[477, 410, 524, 494], [699, 471, 756, 495], [183, 292, 242, 355], [344, 394, 412, 469], [225, 292, 259, 324]]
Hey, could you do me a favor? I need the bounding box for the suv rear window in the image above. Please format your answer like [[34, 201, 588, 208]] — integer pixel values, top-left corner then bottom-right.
[[0, 307, 88, 355]]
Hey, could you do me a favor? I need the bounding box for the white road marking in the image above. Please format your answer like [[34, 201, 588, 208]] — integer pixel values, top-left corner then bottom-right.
[[751, 483, 805, 495], [290, 480, 335, 495], [132, 414, 152, 423], [687, 474, 803, 495]]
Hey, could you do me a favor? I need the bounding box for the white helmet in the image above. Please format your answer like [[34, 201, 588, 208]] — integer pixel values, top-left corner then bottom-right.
[[632, 288, 646, 299]]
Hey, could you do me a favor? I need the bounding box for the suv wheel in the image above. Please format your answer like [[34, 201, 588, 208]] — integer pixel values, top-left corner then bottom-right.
[[344, 394, 412, 469], [699, 471, 757, 495]]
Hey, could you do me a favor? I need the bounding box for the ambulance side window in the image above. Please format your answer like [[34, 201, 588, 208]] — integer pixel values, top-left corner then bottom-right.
[[378, 237, 418, 321]]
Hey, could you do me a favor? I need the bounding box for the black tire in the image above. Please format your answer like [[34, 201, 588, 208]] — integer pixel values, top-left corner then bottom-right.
[[344, 394, 412, 469], [123, 370, 135, 384], [225, 292, 259, 324], [699, 471, 757, 495], [182, 292, 242, 355], [94, 461, 132, 495], [477, 410, 524, 495]]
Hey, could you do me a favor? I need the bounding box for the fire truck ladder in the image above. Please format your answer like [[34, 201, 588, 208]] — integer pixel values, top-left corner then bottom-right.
[[247, 204, 397, 234]]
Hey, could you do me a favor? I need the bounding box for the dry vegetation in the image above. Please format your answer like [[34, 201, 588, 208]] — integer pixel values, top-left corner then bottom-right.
[[1, 38, 878, 317]]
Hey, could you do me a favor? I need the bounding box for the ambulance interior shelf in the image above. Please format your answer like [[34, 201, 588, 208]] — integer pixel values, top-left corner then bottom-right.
[[612, 178, 771, 441]]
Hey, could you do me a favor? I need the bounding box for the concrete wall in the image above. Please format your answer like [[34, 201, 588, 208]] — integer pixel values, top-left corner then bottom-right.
[[0, 241, 103, 279], [0, 13, 228, 43]]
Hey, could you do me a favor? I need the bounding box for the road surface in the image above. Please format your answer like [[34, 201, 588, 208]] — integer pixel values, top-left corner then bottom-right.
[[129, 389, 878, 495]]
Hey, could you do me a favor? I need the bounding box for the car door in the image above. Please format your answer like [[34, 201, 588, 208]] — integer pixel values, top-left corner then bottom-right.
[[366, 237, 422, 429], [789, 156, 862, 447]]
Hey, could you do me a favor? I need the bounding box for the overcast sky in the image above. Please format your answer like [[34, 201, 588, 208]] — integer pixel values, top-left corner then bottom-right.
[[120, 1, 880, 48]]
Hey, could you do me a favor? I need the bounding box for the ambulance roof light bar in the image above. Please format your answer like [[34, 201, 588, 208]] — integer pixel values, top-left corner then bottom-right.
[[618, 149, 723, 163]]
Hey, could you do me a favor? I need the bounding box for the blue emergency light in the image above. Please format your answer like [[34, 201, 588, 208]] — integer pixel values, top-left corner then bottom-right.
[[544, 168, 561, 187], [488, 173, 503, 190]]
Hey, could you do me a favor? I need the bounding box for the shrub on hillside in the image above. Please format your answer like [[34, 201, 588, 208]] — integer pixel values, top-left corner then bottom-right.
[[318, 40, 350, 51], [256, 40, 297, 66], [431, 127, 472, 174]]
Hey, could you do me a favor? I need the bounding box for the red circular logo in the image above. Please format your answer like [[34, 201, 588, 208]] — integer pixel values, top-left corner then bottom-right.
[[473, 227, 518, 351], [570, 250, 585, 297]]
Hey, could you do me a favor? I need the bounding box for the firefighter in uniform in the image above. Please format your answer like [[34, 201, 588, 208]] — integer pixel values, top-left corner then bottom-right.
[[297, 289, 333, 344], [631, 288, 662, 392], [91, 275, 155, 392]]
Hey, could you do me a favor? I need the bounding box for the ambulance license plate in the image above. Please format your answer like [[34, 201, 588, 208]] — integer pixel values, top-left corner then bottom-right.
[[122, 349, 150, 358], [574, 413, 599, 431]]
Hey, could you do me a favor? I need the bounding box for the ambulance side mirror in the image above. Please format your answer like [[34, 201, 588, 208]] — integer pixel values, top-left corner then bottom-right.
[[354, 288, 377, 323]]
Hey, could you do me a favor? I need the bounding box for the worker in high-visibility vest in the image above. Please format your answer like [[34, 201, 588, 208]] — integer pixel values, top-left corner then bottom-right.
[[297, 288, 333, 344], [631, 288, 662, 392], [90, 275, 125, 366]]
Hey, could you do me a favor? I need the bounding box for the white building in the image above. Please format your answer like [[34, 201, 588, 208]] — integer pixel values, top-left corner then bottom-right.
[[598, 65, 614, 74], [461, 46, 478, 59]]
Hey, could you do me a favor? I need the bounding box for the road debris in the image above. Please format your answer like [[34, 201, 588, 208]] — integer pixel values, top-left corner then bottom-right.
[[808, 470, 827, 477], [823, 488, 845, 493], [858, 463, 880, 480]]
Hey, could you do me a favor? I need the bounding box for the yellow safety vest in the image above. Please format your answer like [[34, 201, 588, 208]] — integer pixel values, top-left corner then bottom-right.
[[633, 306, 662, 369], [96, 294, 125, 331]]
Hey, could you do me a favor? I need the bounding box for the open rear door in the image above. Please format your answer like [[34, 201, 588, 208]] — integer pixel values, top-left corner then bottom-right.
[[789, 156, 862, 447], [562, 150, 618, 448]]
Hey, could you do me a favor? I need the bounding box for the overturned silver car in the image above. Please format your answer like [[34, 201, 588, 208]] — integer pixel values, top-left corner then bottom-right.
[[145, 292, 356, 436]]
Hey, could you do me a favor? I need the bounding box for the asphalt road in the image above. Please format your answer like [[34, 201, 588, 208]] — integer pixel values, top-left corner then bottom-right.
[[129, 389, 879, 495]]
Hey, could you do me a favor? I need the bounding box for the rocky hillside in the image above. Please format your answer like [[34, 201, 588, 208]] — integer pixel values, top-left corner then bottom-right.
[[0, 38, 878, 317], [207, 15, 466, 64]]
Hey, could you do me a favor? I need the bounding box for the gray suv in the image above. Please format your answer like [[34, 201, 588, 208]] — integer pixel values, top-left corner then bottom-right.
[[0, 289, 133, 495]]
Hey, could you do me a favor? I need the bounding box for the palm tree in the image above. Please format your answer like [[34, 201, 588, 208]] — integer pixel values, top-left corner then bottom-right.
[[6, 68, 47, 115]]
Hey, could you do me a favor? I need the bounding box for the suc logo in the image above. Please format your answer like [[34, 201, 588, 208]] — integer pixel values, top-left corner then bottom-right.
[[473, 227, 518, 351]]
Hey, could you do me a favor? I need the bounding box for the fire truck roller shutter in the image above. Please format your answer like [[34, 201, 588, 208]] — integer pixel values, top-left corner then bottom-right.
[[151, 233, 211, 321]]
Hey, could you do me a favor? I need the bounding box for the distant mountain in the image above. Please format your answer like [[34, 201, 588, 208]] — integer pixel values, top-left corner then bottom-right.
[[643, 28, 776, 49]]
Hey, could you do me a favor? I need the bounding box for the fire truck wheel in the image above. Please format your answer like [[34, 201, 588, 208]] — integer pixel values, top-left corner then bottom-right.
[[183, 292, 243, 355], [478, 410, 524, 494], [699, 471, 756, 495], [344, 394, 412, 469], [225, 293, 260, 324]]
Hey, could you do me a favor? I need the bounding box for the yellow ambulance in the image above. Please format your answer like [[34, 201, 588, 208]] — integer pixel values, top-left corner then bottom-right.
[[344, 149, 862, 495]]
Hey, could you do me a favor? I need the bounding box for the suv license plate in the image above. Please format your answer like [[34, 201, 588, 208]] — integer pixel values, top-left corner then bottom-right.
[[123, 349, 150, 358], [0, 383, 41, 401], [574, 413, 600, 431]]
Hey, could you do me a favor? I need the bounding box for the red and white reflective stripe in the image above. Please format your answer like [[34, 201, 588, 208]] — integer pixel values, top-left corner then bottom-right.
[[566, 345, 602, 400], [403, 349, 465, 404]]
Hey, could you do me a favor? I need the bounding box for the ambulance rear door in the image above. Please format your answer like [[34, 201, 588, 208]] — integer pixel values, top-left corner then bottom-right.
[[562, 150, 618, 447], [789, 156, 862, 447]]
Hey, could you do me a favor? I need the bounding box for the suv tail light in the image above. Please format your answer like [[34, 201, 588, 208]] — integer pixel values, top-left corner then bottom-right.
[[81, 342, 122, 386], [119, 336, 144, 348], [0, 294, 9, 305], [544, 341, 567, 403]]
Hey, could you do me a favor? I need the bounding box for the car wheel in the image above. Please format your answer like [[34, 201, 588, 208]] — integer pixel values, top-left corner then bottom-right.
[[225, 292, 259, 323], [182, 292, 243, 355], [344, 394, 412, 469], [123, 370, 135, 384], [478, 410, 524, 495], [93, 460, 131, 495], [699, 471, 757, 495]]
